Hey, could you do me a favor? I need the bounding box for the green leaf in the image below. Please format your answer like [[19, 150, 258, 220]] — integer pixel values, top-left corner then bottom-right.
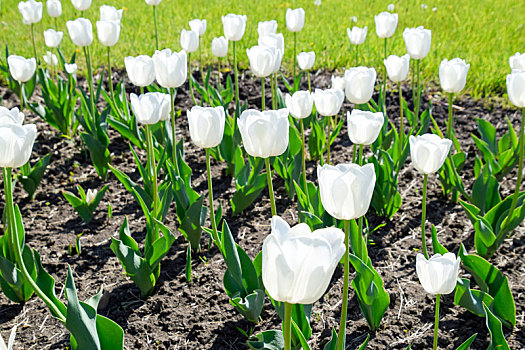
[[456, 334, 477, 350], [230, 289, 265, 324], [483, 303, 510, 350], [33, 250, 67, 319], [431, 225, 449, 255], [454, 278, 495, 318], [18, 153, 52, 199], [247, 330, 284, 350]]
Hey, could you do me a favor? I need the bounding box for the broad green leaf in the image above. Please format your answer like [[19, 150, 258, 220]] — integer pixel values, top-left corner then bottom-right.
[[483, 303, 510, 350]]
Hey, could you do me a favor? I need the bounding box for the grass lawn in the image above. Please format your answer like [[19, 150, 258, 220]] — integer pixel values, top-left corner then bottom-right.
[[1, 0, 524, 97]]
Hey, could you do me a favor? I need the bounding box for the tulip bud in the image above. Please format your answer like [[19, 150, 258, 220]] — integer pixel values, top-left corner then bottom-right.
[[211, 36, 228, 58], [0, 107, 24, 126], [416, 253, 460, 295], [152, 49, 187, 88], [222, 13, 247, 42], [439, 58, 470, 94], [7, 55, 36, 83], [43, 51, 58, 66], [347, 109, 384, 146], [44, 28, 63, 48], [46, 0, 61, 17], [189, 18, 207, 36], [384, 54, 410, 83], [130, 92, 171, 125], [350, 16, 357, 23], [297, 51, 315, 71], [286, 8, 305, 32], [18, 0, 43, 25], [187, 106, 225, 149], [272, 49, 284, 74], [347, 26, 367, 45], [344, 66, 377, 104], [403, 26, 432, 60], [239, 108, 289, 159], [409, 134, 452, 174], [96, 20, 120, 47], [314, 0, 321, 6], [180, 29, 199, 53], [0, 123, 37, 168], [257, 20, 277, 37], [387, 3, 395, 12], [67, 18, 93, 47], [285, 90, 314, 119], [262, 216, 346, 304], [145, 0, 161, 5], [374, 11, 398, 38], [331, 75, 345, 91], [258, 33, 284, 54], [509, 52, 525, 71], [317, 163, 376, 220], [124, 55, 155, 87], [65, 63, 78, 75], [313, 88, 344, 117], [100, 5, 123, 23], [247, 45, 278, 78], [71, 0, 91, 11], [506, 70, 525, 108], [85, 188, 97, 204]]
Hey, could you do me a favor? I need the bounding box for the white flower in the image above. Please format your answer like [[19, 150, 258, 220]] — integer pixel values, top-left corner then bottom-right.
[[85, 188, 98, 204], [71, 0, 91, 11], [65, 63, 78, 74], [297, 51, 315, 70], [222, 13, 247, 41], [313, 88, 344, 117], [347, 26, 367, 45], [189, 18, 207, 36], [0, 123, 38, 168], [130, 92, 171, 125], [285, 90, 314, 119], [374, 11, 398, 38], [43, 51, 58, 66], [44, 28, 63, 48], [331, 75, 345, 91], [46, 0, 62, 17], [439, 58, 470, 94], [416, 253, 460, 295], [124, 55, 155, 87], [344, 66, 377, 104], [187, 106, 226, 149], [409, 134, 452, 174], [66, 17, 93, 47], [152, 49, 187, 88], [7, 55, 37, 83], [18, 0, 43, 25], [180, 29, 199, 53], [96, 20, 120, 47], [286, 8, 305, 32], [403, 26, 432, 60], [347, 109, 384, 146], [384, 54, 410, 82], [0, 107, 24, 126], [99, 5, 123, 23], [257, 20, 278, 37], [211, 36, 228, 58]]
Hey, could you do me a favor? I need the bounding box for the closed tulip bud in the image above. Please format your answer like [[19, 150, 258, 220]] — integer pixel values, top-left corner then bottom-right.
[[509, 52, 525, 71], [43, 51, 58, 66], [71, 0, 91, 11], [180, 29, 199, 53], [506, 70, 525, 108], [314, 0, 321, 6], [384, 54, 410, 82], [247, 45, 278, 78], [96, 20, 120, 47], [0, 123, 37, 168], [211, 36, 228, 58], [18, 0, 43, 25], [331, 75, 345, 91], [239, 108, 289, 158], [387, 3, 395, 12], [409, 134, 452, 174], [145, 0, 161, 5], [262, 216, 346, 304], [347, 109, 384, 146], [403, 26, 432, 60], [257, 20, 277, 37], [439, 58, 470, 94], [187, 106, 225, 148], [416, 253, 460, 295], [152, 49, 187, 88], [8, 55, 36, 83], [297, 51, 315, 71], [313, 88, 344, 117], [189, 18, 206, 36], [99, 5, 123, 23], [65, 63, 77, 75], [67, 18, 93, 47], [374, 12, 398, 38], [0, 107, 24, 126], [317, 163, 376, 220], [344, 66, 377, 104], [124, 55, 155, 87], [285, 90, 314, 119], [347, 26, 367, 45], [286, 8, 305, 32], [44, 29, 63, 48], [46, 0, 61, 17], [130, 92, 171, 125], [85, 188, 97, 204], [272, 49, 284, 74], [222, 14, 247, 42], [258, 33, 284, 54]]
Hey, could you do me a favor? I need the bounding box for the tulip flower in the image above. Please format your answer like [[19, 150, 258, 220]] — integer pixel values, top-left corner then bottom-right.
[[43, 51, 58, 66], [416, 252, 460, 349], [239, 109, 289, 216], [44, 29, 63, 48], [0, 124, 37, 169], [189, 18, 206, 36], [258, 33, 284, 54], [257, 20, 277, 37], [71, 0, 90, 12], [297, 51, 315, 91], [314, 88, 344, 164], [144, 0, 161, 49], [125, 55, 155, 87], [331, 75, 345, 91], [374, 11, 398, 39], [247, 45, 279, 109], [96, 20, 120, 47], [65, 63, 77, 75], [181, 29, 199, 104], [347, 26, 367, 65], [0, 107, 24, 126], [509, 52, 525, 71], [507, 70, 525, 108], [286, 8, 305, 82], [47, 0, 61, 18], [211, 36, 228, 58], [7, 55, 36, 109], [145, 0, 161, 4], [387, 3, 395, 11], [347, 109, 384, 146], [344, 66, 377, 105], [100, 5, 123, 23], [262, 216, 345, 350], [19, 0, 42, 61]]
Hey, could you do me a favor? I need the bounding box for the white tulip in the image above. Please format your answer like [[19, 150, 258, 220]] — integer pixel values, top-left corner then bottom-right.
[[65, 63, 78, 74], [46, 0, 61, 17], [509, 52, 525, 71], [43, 51, 58, 66], [7, 55, 36, 83], [239, 109, 290, 158], [187, 106, 225, 148], [96, 20, 120, 47], [262, 216, 346, 304], [317, 163, 376, 220], [145, 0, 161, 5], [350, 16, 357, 23], [124, 55, 155, 87], [374, 11, 398, 38], [99, 5, 123, 23], [247, 45, 278, 78], [409, 134, 452, 174], [0, 123, 37, 168], [297, 51, 315, 70], [313, 88, 344, 117], [257, 20, 278, 37], [331, 75, 345, 91], [347, 109, 384, 146], [0, 107, 24, 126], [507, 70, 525, 108], [180, 29, 199, 53], [416, 253, 460, 295], [152, 49, 187, 88], [18, 0, 43, 25], [344, 66, 377, 104], [314, 0, 321, 6], [439, 58, 470, 94], [387, 3, 395, 12], [44, 29, 63, 48], [286, 8, 305, 32], [285, 90, 314, 119], [222, 14, 247, 42], [66, 18, 93, 47], [189, 18, 207, 36], [211, 36, 228, 58], [403, 26, 432, 60], [130, 92, 171, 125], [384, 54, 410, 82], [85, 189, 97, 204], [258, 33, 284, 54], [71, 0, 91, 11], [347, 26, 367, 45]]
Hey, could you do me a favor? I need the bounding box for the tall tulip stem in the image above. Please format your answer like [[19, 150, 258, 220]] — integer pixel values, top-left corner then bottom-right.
[[326, 116, 332, 165], [399, 83, 404, 156], [19, 83, 24, 111], [54, 18, 58, 31], [270, 73, 276, 109], [307, 70, 311, 92], [382, 38, 388, 114], [358, 144, 365, 242], [283, 302, 293, 350], [145, 125, 158, 217], [169, 88, 179, 173], [188, 53, 196, 105], [265, 157, 277, 217], [433, 294, 441, 350], [232, 41, 240, 161], [83, 46, 96, 125], [261, 77, 265, 110], [445, 93, 454, 140], [206, 148, 219, 248], [352, 144, 357, 163], [355, 45, 359, 66], [153, 5, 159, 51], [336, 219, 351, 350], [107, 47, 115, 106], [421, 173, 429, 259], [293, 32, 297, 85], [415, 59, 422, 118], [30, 24, 38, 64]]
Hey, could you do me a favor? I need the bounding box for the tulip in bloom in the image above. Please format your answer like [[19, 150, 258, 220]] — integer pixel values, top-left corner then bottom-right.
[[509, 52, 525, 71], [387, 3, 395, 12], [331, 75, 345, 91], [403, 26, 432, 60], [130, 92, 171, 125], [347, 109, 384, 146], [46, 0, 61, 17], [507, 70, 525, 108], [145, 0, 161, 5], [85, 188, 98, 204], [297, 51, 315, 71], [187, 106, 225, 149], [211, 36, 228, 58], [100, 5, 123, 23], [384, 54, 410, 82], [350, 16, 357, 23], [8, 55, 36, 83], [124, 55, 155, 87], [0, 123, 37, 168], [65, 63, 78, 74], [189, 18, 207, 36], [44, 29, 63, 48], [0, 107, 24, 126], [71, 0, 91, 11], [258, 33, 284, 54], [18, 0, 43, 25], [262, 216, 346, 304], [317, 163, 376, 220], [439, 58, 470, 94], [257, 20, 277, 37], [152, 49, 187, 88], [313, 89, 344, 117], [67, 18, 93, 47], [416, 253, 460, 295], [222, 14, 247, 41], [409, 134, 452, 174], [247, 45, 279, 78], [347, 26, 367, 45], [180, 29, 199, 53], [96, 20, 120, 47], [344, 67, 377, 104], [238, 109, 289, 159], [285, 91, 314, 119], [374, 12, 398, 38], [43, 51, 58, 66], [286, 8, 305, 32]]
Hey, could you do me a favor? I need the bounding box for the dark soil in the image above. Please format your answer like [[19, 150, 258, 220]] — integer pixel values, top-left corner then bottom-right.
[[0, 68, 523, 350]]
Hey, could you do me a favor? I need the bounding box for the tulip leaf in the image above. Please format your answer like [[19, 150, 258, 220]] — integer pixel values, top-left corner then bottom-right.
[[231, 173, 267, 215], [483, 303, 510, 350], [291, 320, 311, 350], [33, 250, 67, 319], [370, 150, 402, 218], [80, 132, 111, 180], [18, 153, 52, 199], [229, 289, 265, 324], [470, 165, 501, 215], [430, 225, 449, 255], [454, 278, 495, 319], [456, 333, 477, 350], [247, 330, 284, 350]]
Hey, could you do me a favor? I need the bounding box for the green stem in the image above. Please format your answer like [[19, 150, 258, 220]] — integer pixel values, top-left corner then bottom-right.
[[30, 24, 38, 64], [358, 144, 364, 166], [145, 125, 158, 217], [421, 173, 429, 259], [355, 45, 359, 66], [261, 77, 265, 110], [352, 143, 357, 163], [358, 144, 365, 242], [153, 5, 159, 51], [107, 47, 115, 106], [336, 219, 351, 350], [283, 302, 293, 350], [232, 41, 239, 161], [206, 148, 219, 249], [19, 83, 24, 111], [169, 88, 179, 173], [446, 93, 454, 140], [399, 83, 404, 156], [265, 157, 276, 217], [54, 18, 58, 31], [300, 119, 308, 199], [271, 73, 277, 109], [307, 70, 311, 92], [326, 116, 332, 165], [383, 38, 387, 114], [293, 32, 297, 85], [188, 53, 196, 105], [84, 46, 96, 129], [217, 59, 221, 89], [416, 59, 421, 118], [433, 294, 441, 350]]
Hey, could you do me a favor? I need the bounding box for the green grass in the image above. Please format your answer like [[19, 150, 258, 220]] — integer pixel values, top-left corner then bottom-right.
[[1, 0, 524, 96]]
